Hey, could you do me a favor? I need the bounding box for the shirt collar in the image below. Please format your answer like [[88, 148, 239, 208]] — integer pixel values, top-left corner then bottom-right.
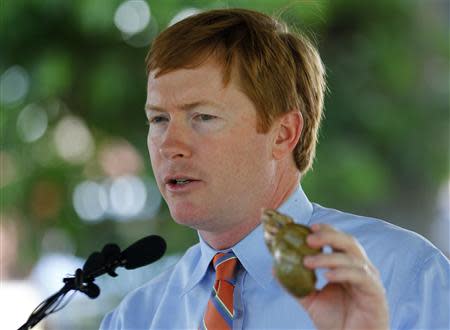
[[278, 184, 313, 226], [182, 184, 313, 294], [181, 234, 217, 296]]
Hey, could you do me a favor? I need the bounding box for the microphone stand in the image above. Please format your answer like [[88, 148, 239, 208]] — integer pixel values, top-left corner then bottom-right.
[[18, 235, 166, 330], [18, 269, 100, 330]]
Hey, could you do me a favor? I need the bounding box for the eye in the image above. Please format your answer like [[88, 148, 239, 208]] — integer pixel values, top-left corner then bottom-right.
[[148, 116, 168, 124], [195, 114, 217, 121]]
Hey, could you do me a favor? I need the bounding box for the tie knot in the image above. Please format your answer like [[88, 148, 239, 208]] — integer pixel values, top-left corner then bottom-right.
[[212, 252, 238, 281]]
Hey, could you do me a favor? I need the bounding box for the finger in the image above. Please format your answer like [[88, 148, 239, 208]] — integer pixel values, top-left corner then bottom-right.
[[325, 264, 382, 293], [307, 224, 366, 258], [303, 252, 359, 270]]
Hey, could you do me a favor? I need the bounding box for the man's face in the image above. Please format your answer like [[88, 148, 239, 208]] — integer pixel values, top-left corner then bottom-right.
[[146, 58, 277, 235]]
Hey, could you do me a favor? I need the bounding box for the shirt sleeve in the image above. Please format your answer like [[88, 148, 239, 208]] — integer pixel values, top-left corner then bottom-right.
[[391, 250, 450, 330], [98, 291, 151, 330], [99, 311, 112, 330], [99, 309, 124, 330]]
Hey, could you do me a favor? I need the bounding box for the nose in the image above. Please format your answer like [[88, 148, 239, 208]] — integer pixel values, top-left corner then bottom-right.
[[158, 121, 192, 160]]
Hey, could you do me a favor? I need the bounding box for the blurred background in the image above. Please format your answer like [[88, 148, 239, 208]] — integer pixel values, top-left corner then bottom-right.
[[1, 0, 449, 329]]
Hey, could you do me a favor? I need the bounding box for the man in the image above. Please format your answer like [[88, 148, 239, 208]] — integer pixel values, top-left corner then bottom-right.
[[100, 8, 449, 329]]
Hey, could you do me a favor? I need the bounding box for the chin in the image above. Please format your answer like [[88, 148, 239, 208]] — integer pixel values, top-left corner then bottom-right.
[[169, 203, 209, 228]]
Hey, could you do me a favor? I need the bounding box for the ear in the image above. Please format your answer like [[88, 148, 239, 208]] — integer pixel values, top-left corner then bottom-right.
[[272, 110, 303, 160]]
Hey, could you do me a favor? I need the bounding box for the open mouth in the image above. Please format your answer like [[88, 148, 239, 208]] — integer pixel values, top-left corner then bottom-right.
[[164, 175, 200, 191], [168, 178, 193, 185]]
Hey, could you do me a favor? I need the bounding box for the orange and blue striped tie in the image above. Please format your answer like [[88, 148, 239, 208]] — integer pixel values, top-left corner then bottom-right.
[[200, 252, 238, 330]]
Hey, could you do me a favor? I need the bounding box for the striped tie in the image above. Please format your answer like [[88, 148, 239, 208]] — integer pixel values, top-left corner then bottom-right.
[[200, 252, 238, 330]]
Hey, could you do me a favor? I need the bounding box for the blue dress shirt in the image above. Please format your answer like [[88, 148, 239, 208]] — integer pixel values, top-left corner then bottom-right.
[[100, 186, 450, 329]]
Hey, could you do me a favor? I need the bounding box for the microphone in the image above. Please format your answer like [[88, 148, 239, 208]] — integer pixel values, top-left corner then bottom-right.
[[122, 234, 167, 269], [18, 234, 166, 330], [81, 235, 167, 280]]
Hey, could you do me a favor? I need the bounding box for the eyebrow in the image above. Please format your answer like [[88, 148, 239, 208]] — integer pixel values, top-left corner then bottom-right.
[[145, 100, 224, 113]]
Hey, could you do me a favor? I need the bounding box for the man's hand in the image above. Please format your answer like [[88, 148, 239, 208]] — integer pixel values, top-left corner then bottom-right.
[[298, 224, 389, 330]]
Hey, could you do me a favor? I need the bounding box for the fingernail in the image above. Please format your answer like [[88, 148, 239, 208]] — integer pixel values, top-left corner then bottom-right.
[[311, 224, 320, 231], [303, 256, 314, 266], [306, 234, 316, 244]]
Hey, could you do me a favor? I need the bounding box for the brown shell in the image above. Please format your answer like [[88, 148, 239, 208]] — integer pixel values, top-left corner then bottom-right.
[[262, 209, 320, 297]]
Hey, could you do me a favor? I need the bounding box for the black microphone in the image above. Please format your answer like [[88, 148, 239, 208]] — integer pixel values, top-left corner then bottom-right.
[[18, 234, 166, 330], [122, 234, 167, 269], [82, 235, 167, 280], [82, 252, 105, 275]]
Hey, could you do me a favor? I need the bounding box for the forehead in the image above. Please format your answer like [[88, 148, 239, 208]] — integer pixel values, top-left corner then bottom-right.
[[146, 58, 236, 108], [145, 57, 260, 128]]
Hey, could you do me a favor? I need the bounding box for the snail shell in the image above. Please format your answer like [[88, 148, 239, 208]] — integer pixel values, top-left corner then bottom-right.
[[262, 209, 320, 297]]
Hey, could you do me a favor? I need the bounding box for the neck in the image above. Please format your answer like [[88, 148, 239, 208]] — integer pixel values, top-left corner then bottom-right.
[[200, 171, 300, 250], [199, 218, 261, 250]]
